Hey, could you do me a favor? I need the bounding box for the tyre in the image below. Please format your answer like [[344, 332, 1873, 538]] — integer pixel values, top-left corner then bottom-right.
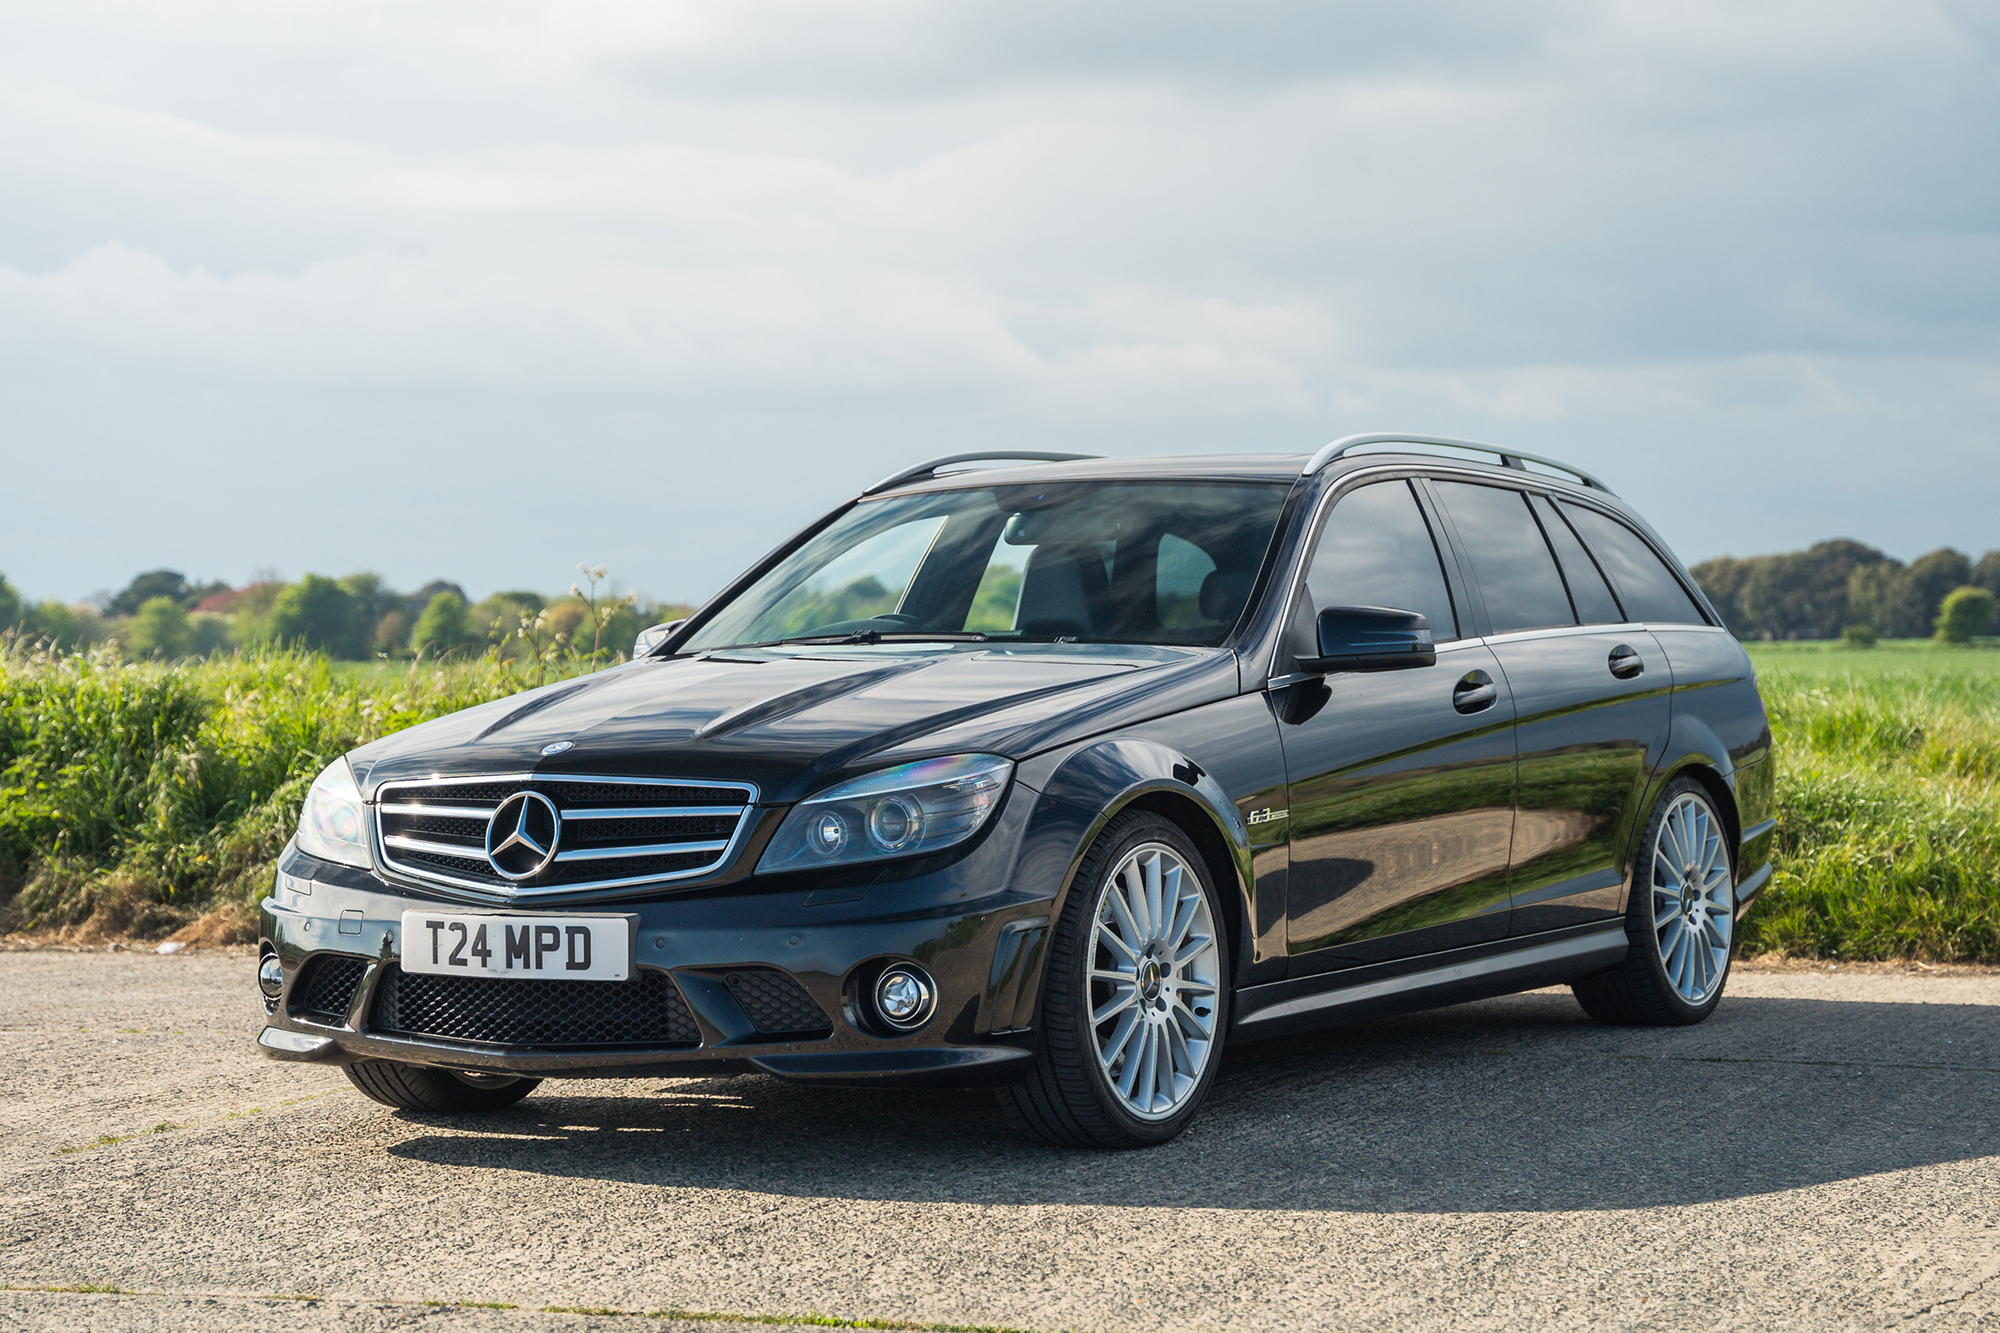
[[1572, 777, 1736, 1026], [344, 1060, 541, 1112], [999, 811, 1230, 1148]]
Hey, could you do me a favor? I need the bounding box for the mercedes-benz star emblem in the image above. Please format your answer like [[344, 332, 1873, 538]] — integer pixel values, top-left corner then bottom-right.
[[486, 790, 561, 881], [541, 741, 573, 755]]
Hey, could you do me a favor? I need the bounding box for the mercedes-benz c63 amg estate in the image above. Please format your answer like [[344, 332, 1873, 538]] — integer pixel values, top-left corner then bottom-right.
[[259, 433, 1775, 1147]]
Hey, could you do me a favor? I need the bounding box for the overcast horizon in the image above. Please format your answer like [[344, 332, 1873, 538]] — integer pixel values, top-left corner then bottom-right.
[[5, 1, 1998, 608]]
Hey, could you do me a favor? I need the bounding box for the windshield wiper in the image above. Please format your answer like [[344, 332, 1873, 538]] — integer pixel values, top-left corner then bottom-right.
[[753, 630, 990, 648]]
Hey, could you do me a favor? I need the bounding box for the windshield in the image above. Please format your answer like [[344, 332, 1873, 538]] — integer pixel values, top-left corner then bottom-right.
[[683, 480, 1291, 651]]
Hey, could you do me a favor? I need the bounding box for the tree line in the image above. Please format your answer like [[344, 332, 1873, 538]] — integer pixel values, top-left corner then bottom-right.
[[0, 565, 691, 664], [1691, 542, 2000, 641]]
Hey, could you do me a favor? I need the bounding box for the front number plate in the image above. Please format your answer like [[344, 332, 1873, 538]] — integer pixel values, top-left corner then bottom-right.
[[399, 911, 634, 982]]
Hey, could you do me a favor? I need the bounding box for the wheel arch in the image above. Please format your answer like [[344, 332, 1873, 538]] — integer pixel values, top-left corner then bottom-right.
[[1014, 736, 1254, 986], [1617, 706, 1746, 915]]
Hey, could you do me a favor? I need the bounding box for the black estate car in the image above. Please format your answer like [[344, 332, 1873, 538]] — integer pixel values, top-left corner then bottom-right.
[[259, 434, 1775, 1147]]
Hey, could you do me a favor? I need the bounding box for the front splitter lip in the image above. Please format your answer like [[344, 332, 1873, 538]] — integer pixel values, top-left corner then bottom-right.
[[257, 1023, 1032, 1087]]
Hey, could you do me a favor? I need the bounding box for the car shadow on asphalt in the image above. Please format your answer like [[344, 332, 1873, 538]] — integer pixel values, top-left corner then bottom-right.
[[382, 991, 2000, 1213]]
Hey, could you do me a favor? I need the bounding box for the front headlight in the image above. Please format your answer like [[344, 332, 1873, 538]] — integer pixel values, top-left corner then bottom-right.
[[757, 754, 1013, 874], [296, 757, 371, 870]]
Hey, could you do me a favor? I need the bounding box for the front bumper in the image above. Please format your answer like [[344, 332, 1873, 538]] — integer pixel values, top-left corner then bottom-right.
[[257, 837, 1055, 1089]]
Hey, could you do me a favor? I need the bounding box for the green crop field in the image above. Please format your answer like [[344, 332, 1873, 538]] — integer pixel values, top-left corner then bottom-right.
[[2, 639, 1998, 960], [1740, 641, 2000, 961]]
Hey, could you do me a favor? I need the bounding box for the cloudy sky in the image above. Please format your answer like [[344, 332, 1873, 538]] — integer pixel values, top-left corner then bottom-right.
[[4, 0, 1997, 606]]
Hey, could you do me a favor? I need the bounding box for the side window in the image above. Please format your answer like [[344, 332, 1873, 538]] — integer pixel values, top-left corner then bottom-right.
[[1557, 502, 1709, 625], [1530, 495, 1624, 624], [1431, 482, 1576, 635], [1304, 480, 1458, 640]]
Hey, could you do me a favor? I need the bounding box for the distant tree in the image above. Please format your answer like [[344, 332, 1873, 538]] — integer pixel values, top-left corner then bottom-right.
[[126, 597, 192, 660], [1908, 549, 1973, 626], [0, 572, 20, 630], [1935, 586, 1996, 644], [371, 609, 412, 657], [108, 570, 193, 617], [189, 613, 234, 657], [265, 574, 361, 657], [227, 582, 285, 646], [541, 599, 590, 643], [1697, 540, 1885, 639], [338, 573, 401, 642], [1840, 624, 1878, 648], [410, 591, 476, 658], [1845, 563, 1924, 638], [1972, 551, 2000, 600], [473, 590, 549, 657], [22, 600, 84, 649], [1689, 556, 1750, 633], [403, 580, 468, 625]]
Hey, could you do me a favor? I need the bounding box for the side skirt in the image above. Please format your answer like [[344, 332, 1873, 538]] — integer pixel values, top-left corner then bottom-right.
[[1230, 926, 1630, 1042]]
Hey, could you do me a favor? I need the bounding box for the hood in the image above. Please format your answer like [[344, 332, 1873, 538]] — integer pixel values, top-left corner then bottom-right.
[[349, 643, 1237, 805]]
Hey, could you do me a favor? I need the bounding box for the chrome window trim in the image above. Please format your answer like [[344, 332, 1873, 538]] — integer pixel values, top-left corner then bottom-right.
[[370, 772, 760, 900], [1267, 461, 1723, 686], [1477, 622, 1648, 648]]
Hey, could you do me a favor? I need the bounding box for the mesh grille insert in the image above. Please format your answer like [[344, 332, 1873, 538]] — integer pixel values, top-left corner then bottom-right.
[[372, 966, 701, 1047], [724, 968, 834, 1037], [292, 954, 368, 1023]]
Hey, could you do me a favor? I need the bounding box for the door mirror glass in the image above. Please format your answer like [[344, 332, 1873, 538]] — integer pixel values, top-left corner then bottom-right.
[[1300, 605, 1437, 674], [632, 619, 685, 657]]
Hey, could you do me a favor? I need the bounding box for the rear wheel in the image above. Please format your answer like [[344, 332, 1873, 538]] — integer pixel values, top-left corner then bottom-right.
[[1572, 777, 1736, 1026], [1000, 811, 1229, 1148], [344, 1060, 541, 1112]]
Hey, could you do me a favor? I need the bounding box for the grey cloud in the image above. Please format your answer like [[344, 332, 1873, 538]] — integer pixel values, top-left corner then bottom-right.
[[620, 0, 1592, 101]]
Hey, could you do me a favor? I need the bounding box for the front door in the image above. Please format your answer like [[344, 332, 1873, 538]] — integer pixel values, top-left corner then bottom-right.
[[1276, 478, 1519, 972]]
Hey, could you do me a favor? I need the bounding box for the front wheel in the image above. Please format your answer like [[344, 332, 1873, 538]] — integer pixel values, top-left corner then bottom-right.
[[344, 1060, 541, 1112], [1572, 777, 1736, 1026], [999, 811, 1230, 1148]]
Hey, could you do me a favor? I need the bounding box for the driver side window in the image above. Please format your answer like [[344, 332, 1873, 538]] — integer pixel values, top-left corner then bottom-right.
[[1302, 480, 1458, 641]]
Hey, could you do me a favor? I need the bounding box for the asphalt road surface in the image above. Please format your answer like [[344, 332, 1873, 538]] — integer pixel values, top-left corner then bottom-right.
[[4, 949, 1998, 1332]]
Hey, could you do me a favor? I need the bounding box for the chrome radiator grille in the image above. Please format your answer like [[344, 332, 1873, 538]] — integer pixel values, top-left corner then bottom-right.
[[372, 774, 756, 898]]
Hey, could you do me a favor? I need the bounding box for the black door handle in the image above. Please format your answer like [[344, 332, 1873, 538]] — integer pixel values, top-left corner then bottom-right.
[[1609, 644, 1644, 679], [1453, 670, 1498, 714]]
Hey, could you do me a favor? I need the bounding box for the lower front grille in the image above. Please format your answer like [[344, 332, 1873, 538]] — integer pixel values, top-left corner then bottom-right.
[[723, 968, 834, 1037], [292, 954, 368, 1023], [371, 966, 701, 1048]]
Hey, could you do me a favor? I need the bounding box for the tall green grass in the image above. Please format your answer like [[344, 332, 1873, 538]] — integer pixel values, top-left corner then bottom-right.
[[0, 645, 533, 938], [1741, 643, 2000, 961], [5, 638, 1999, 958]]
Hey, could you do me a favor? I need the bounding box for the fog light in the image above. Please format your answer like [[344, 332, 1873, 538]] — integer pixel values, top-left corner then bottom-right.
[[873, 965, 936, 1031], [257, 954, 284, 999]]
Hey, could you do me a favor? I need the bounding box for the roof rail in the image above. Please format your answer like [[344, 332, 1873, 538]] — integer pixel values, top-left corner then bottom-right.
[[1304, 433, 1612, 493], [862, 451, 1102, 496]]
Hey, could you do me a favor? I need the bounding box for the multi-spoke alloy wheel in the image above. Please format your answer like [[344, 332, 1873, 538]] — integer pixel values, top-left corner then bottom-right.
[[999, 811, 1231, 1148], [1086, 842, 1222, 1120], [1651, 792, 1733, 1005], [1572, 777, 1736, 1027]]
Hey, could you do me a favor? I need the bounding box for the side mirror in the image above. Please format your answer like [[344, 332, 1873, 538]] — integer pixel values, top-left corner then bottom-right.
[[632, 619, 686, 658], [1298, 605, 1436, 675]]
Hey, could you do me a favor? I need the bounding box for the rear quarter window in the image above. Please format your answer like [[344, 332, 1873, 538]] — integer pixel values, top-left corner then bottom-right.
[[1557, 502, 1709, 625]]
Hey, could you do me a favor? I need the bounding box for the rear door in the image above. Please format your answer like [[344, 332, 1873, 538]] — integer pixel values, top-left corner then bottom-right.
[[1427, 481, 1672, 937], [1276, 478, 1518, 971]]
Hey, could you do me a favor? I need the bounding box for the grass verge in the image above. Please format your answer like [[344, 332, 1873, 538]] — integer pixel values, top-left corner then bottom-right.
[[4, 640, 1998, 961], [1741, 643, 2000, 961]]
